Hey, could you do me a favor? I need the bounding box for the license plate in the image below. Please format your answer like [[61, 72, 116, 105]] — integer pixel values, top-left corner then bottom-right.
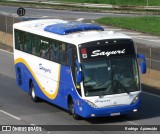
[[110, 112, 120, 116]]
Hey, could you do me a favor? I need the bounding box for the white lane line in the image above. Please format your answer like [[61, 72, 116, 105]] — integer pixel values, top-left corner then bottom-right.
[[30, 124, 36, 125], [42, 16, 49, 18], [127, 121, 140, 125], [106, 29, 122, 31], [0, 12, 9, 15], [76, 18, 85, 21], [131, 36, 159, 38], [0, 110, 21, 120], [149, 40, 160, 43], [121, 32, 141, 35], [0, 49, 13, 54], [104, 27, 122, 31], [143, 91, 160, 98], [133, 37, 160, 43]]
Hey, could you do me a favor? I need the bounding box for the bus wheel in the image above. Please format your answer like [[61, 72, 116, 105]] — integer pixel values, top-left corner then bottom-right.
[[68, 99, 80, 120], [30, 82, 39, 102]]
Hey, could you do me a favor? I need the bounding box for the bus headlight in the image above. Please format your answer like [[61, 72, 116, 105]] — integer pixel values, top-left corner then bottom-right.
[[131, 95, 140, 104], [85, 100, 98, 108]]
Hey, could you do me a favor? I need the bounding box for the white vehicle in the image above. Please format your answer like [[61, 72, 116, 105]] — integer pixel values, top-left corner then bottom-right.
[[13, 19, 146, 119]]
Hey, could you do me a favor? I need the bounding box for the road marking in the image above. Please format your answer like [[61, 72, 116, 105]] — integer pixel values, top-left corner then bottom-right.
[[42, 16, 49, 18], [143, 91, 160, 98], [121, 32, 140, 35], [133, 37, 160, 43], [0, 12, 9, 15], [30, 124, 35, 125], [103, 27, 122, 30], [105, 28, 122, 31], [0, 49, 13, 54], [149, 40, 160, 43], [76, 18, 85, 21], [0, 110, 21, 120], [127, 121, 140, 125], [131, 36, 159, 38]]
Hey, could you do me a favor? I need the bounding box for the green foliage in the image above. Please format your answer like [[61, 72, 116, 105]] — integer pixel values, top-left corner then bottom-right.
[[96, 17, 160, 36]]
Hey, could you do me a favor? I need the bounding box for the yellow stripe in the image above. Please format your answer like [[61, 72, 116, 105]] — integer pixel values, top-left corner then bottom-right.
[[14, 58, 61, 100]]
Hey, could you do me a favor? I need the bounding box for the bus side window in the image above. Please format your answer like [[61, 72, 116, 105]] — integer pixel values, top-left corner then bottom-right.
[[50, 41, 60, 63], [15, 30, 25, 52], [39, 37, 50, 60], [31, 36, 36, 55], [25, 33, 32, 54], [21, 33, 26, 52], [35, 35, 41, 57], [67, 45, 72, 66], [71, 46, 78, 83], [60, 43, 68, 66], [15, 30, 20, 50], [71, 46, 81, 96]]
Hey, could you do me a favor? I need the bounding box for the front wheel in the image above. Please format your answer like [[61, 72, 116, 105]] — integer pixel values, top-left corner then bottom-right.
[[68, 99, 80, 120], [30, 82, 39, 102]]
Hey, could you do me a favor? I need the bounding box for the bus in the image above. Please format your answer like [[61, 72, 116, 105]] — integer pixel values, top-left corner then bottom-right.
[[13, 19, 146, 119]]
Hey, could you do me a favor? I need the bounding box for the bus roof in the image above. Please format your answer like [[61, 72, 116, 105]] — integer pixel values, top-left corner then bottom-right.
[[13, 19, 131, 45]]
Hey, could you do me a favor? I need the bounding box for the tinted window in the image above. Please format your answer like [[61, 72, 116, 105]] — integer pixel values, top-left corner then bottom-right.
[[50, 40, 61, 63], [14, 29, 77, 67]]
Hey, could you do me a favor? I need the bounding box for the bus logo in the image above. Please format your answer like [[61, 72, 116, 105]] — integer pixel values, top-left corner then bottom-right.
[[91, 49, 125, 57], [81, 48, 87, 59], [39, 63, 51, 73]]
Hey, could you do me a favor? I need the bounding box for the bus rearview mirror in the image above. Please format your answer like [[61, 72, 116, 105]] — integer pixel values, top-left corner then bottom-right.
[[76, 60, 81, 70], [137, 54, 146, 74], [141, 62, 146, 74], [76, 71, 83, 83]]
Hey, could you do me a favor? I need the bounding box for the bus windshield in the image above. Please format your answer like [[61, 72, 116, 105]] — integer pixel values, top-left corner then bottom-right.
[[82, 57, 139, 96]]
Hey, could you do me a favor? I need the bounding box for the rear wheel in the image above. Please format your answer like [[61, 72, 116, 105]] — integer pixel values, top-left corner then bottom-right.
[[30, 82, 39, 102], [68, 99, 80, 120]]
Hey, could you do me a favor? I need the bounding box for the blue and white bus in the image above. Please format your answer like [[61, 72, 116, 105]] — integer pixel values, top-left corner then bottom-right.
[[13, 19, 146, 119]]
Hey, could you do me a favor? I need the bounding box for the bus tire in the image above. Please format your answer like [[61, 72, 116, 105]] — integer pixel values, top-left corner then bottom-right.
[[68, 99, 80, 120], [30, 82, 39, 102]]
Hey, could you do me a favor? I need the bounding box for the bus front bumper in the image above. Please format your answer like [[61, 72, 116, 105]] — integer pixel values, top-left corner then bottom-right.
[[76, 99, 141, 118]]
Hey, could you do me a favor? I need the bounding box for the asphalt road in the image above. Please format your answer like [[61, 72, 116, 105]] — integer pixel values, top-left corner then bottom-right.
[[0, 5, 150, 20], [0, 49, 160, 134]]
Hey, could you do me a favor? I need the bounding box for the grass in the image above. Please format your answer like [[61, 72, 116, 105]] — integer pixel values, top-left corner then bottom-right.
[[51, 0, 160, 6], [96, 17, 160, 36]]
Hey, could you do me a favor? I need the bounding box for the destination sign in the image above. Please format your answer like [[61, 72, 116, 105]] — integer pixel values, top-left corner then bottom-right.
[[79, 39, 135, 60]]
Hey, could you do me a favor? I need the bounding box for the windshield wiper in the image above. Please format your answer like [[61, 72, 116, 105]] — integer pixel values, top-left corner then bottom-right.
[[111, 70, 130, 95], [114, 80, 130, 94]]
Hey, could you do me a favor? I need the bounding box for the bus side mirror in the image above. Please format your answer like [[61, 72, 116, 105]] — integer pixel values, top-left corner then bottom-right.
[[141, 62, 146, 74], [76, 59, 83, 83], [137, 54, 146, 74], [76, 60, 81, 70], [76, 71, 83, 83]]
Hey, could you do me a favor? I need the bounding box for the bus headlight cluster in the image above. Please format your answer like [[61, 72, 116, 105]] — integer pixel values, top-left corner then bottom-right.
[[131, 95, 140, 104], [85, 100, 98, 108]]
